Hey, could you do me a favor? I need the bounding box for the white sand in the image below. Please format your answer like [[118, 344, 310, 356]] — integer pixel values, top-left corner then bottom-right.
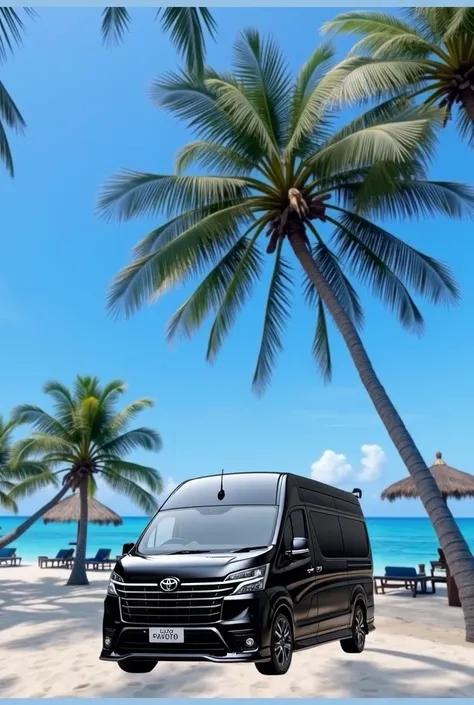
[[1, 564, 473, 698]]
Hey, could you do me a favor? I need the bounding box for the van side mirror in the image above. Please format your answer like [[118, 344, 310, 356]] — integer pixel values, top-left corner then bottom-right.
[[286, 537, 310, 558], [122, 542, 135, 555]]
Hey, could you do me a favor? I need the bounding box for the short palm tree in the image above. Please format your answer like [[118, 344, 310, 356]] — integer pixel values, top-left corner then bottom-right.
[[322, 8, 474, 139], [0, 8, 35, 176], [101, 8, 216, 78], [2, 375, 163, 585], [99, 31, 474, 638]]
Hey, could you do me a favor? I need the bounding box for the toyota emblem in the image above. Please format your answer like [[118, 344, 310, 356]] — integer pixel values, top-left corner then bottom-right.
[[160, 577, 180, 592]]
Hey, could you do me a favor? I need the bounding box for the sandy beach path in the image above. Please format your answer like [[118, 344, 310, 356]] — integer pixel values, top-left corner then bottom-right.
[[1, 565, 473, 698]]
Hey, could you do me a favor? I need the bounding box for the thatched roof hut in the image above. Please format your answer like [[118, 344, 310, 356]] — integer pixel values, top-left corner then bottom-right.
[[43, 494, 122, 526], [381, 451, 474, 502]]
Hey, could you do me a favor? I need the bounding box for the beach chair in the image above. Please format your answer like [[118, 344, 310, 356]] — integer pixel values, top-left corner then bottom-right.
[[374, 566, 435, 598], [38, 548, 74, 569], [0, 548, 22, 566], [85, 548, 113, 570], [430, 548, 447, 579]]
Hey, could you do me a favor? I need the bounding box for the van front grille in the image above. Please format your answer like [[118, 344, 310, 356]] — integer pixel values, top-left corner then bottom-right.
[[116, 581, 235, 625]]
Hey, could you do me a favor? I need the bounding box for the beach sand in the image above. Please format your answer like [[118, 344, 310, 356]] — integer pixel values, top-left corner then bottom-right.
[[1, 564, 473, 698]]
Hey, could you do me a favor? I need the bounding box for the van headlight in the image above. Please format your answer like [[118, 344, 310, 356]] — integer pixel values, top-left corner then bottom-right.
[[107, 571, 124, 596], [225, 565, 269, 595]]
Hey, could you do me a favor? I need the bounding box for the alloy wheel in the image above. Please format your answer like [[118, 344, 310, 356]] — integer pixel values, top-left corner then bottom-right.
[[273, 615, 292, 667]]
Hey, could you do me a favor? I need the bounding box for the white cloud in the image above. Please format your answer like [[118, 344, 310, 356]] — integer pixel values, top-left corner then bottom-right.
[[358, 444, 386, 482], [310, 450, 353, 485], [310, 444, 386, 486]]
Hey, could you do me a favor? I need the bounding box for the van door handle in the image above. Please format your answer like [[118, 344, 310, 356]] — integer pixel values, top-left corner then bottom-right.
[[307, 567, 315, 574], [316, 566, 323, 573]]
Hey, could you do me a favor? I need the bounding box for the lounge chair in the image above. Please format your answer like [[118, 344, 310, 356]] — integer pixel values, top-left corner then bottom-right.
[[38, 548, 74, 569], [374, 566, 435, 598], [0, 548, 22, 566], [85, 548, 113, 570]]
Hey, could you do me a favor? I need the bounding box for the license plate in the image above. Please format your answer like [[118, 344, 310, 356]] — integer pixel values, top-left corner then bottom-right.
[[149, 627, 184, 643]]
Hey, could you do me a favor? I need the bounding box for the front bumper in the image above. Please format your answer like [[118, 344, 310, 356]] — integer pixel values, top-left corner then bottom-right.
[[100, 591, 273, 664]]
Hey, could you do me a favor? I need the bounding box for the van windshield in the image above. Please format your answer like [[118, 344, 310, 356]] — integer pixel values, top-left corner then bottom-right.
[[138, 505, 278, 554]]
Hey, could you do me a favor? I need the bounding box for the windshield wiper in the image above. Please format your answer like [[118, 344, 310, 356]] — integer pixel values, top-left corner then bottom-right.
[[169, 549, 210, 555], [232, 546, 268, 553]]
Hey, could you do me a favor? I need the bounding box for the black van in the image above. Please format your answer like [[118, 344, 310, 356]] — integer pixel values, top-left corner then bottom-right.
[[101, 472, 374, 676]]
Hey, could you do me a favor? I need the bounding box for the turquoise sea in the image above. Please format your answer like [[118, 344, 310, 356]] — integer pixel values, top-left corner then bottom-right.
[[1, 516, 474, 574]]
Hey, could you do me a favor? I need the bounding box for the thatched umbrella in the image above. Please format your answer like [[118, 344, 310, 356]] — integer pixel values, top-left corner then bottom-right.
[[43, 493, 122, 527], [381, 451, 474, 503], [381, 451, 474, 608]]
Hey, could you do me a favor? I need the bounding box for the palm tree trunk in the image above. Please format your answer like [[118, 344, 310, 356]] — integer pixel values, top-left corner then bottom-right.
[[67, 476, 89, 586], [0, 484, 70, 550], [288, 223, 474, 642]]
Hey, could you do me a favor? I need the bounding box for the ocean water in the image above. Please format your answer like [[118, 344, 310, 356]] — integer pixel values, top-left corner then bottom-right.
[[1, 516, 473, 574]]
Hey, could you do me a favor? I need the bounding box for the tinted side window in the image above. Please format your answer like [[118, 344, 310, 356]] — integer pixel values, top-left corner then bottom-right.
[[310, 511, 344, 559], [290, 509, 307, 539], [340, 517, 369, 558]]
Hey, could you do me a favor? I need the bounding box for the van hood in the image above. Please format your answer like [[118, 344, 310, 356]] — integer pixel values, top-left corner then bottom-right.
[[117, 547, 272, 582]]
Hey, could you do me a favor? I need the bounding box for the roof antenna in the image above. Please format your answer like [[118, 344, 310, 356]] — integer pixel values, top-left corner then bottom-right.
[[217, 469, 226, 501]]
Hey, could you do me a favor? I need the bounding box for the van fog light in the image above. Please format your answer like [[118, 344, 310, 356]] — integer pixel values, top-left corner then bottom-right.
[[245, 637, 255, 647], [104, 636, 112, 648]]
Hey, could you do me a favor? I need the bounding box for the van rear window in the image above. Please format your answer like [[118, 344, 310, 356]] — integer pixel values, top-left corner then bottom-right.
[[162, 473, 281, 509]]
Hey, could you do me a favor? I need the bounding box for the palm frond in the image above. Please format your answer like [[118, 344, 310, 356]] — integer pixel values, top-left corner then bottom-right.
[[102, 459, 163, 493], [252, 240, 293, 396], [285, 42, 336, 157], [0, 8, 36, 62], [206, 224, 265, 363], [166, 228, 264, 342], [107, 203, 252, 318], [101, 7, 131, 45], [98, 171, 251, 222], [11, 405, 69, 439], [307, 105, 439, 180], [326, 56, 427, 106], [98, 428, 163, 457], [7, 471, 59, 501], [233, 28, 291, 150], [102, 471, 158, 514], [331, 209, 460, 308], [175, 141, 255, 176], [158, 8, 216, 78], [313, 296, 332, 382]]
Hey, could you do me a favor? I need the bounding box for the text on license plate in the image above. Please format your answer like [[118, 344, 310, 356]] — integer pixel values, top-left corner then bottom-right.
[[149, 627, 184, 643]]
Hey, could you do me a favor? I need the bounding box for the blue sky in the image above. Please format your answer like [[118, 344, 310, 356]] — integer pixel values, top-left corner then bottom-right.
[[1, 8, 474, 519]]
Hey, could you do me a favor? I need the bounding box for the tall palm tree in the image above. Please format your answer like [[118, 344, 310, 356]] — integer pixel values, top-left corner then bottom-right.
[[0, 414, 49, 512], [322, 8, 474, 139], [0, 8, 35, 176], [1, 375, 163, 586], [101, 8, 217, 78], [98, 31, 474, 639]]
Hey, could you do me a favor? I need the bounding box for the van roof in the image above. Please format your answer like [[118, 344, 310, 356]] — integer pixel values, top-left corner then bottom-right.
[[162, 471, 359, 510]]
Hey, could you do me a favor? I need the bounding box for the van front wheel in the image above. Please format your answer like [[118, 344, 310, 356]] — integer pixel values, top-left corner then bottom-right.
[[340, 604, 366, 654], [255, 611, 293, 676], [118, 659, 158, 673]]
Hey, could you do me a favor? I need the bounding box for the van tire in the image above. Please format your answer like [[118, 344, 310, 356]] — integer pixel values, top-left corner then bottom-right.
[[118, 659, 158, 673], [340, 603, 366, 654], [255, 610, 293, 676]]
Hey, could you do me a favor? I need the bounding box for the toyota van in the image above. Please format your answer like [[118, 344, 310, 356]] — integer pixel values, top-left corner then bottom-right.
[[100, 472, 374, 676]]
